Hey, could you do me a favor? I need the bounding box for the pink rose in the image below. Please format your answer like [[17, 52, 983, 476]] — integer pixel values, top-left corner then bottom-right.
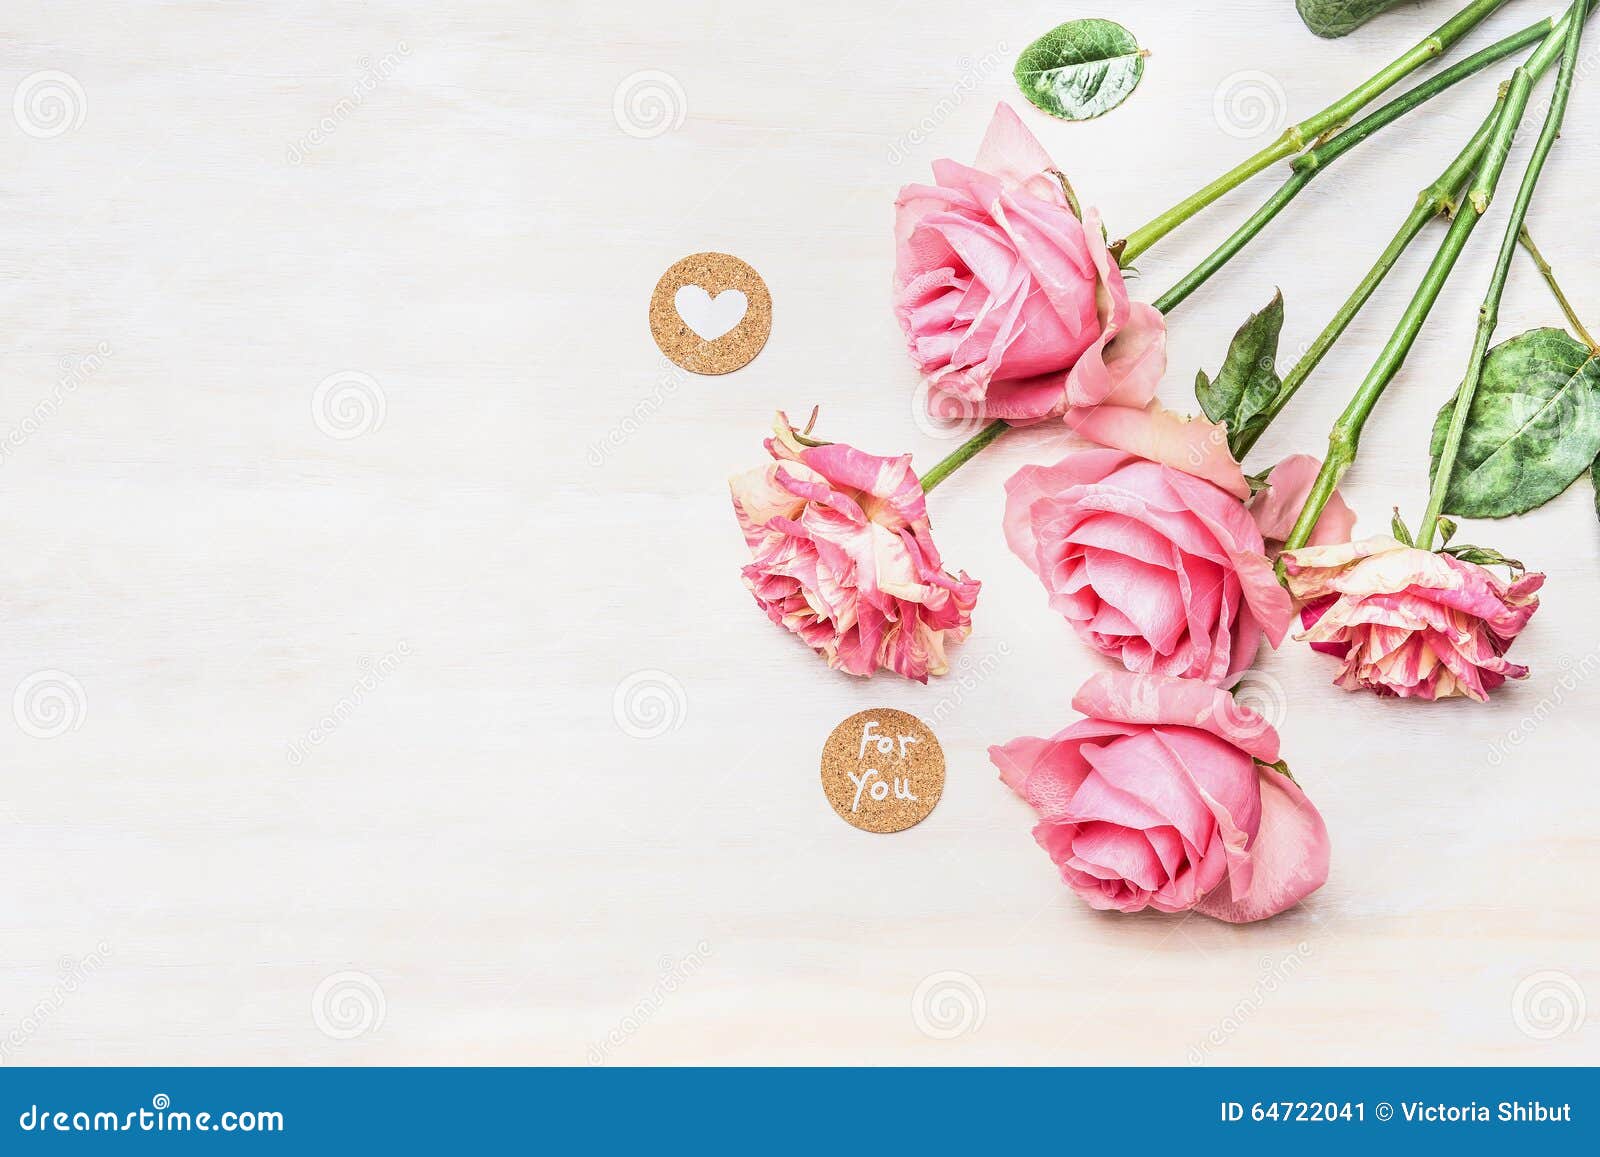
[[894, 103, 1165, 423], [990, 671, 1331, 922], [1282, 536, 1544, 701], [729, 414, 979, 682], [1003, 448, 1293, 686]]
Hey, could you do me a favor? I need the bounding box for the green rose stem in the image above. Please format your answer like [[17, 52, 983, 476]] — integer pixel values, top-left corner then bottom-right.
[[921, 67, 1514, 492], [1517, 226, 1600, 351], [1417, 6, 1587, 550], [920, 74, 1513, 493], [920, 3, 1590, 494], [1280, 3, 1582, 558], [919, 418, 1008, 492], [1229, 107, 1502, 458], [1230, 4, 1592, 456], [1149, 12, 1574, 316], [1118, 0, 1512, 263]]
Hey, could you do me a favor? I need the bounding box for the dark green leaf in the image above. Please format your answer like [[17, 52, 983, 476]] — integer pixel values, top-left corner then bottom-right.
[[1389, 508, 1414, 546], [1195, 291, 1284, 460], [1594, 453, 1600, 525], [1428, 328, 1600, 518], [1255, 756, 1297, 785], [1050, 171, 1083, 219], [1296, 0, 1409, 39], [1013, 19, 1146, 122], [1442, 544, 1525, 571]]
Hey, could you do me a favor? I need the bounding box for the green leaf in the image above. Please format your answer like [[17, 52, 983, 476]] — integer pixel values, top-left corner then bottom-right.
[[1195, 290, 1284, 460], [1442, 543, 1525, 572], [1255, 756, 1297, 785], [1389, 508, 1414, 546], [1013, 19, 1146, 122], [1050, 171, 1083, 219], [1429, 328, 1600, 518], [1435, 515, 1458, 548], [1594, 453, 1600, 525], [1296, 0, 1409, 39]]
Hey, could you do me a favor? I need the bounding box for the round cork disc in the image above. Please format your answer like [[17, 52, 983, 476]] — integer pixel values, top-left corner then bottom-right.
[[648, 252, 771, 375], [820, 708, 945, 834]]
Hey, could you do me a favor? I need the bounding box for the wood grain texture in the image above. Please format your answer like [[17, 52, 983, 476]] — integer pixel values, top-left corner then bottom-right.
[[0, 0, 1596, 1065]]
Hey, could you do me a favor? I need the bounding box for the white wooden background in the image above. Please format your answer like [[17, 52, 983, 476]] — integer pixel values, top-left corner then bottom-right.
[[1, 0, 1596, 1065]]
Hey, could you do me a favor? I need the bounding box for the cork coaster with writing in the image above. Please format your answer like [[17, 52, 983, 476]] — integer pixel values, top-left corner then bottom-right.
[[820, 708, 944, 834], [648, 252, 771, 375]]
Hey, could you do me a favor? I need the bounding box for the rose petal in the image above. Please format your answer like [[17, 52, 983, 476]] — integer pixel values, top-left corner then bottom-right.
[[973, 102, 1062, 198], [1248, 453, 1357, 552], [1070, 671, 1280, 764], [1065, 402, 1251, 499], [1002, 449, 1136, 570], [1064, 302, 1168, 410], [1196, 764, 1330, 923]]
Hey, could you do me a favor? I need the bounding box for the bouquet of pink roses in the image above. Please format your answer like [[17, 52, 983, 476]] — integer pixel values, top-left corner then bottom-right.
[[727, 0, 1594, 922]]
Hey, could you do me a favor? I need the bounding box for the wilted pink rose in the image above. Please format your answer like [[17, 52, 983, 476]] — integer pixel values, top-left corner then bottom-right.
[[729, 414, 979, 682], [990, 671, 1330, 922], [1003, 448, 1293, 686], [1282, 535, 1544, 701], [894, 103, 1165, 423]]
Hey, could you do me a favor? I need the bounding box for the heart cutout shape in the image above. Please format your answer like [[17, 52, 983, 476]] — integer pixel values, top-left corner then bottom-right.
[[674, 285, 748, 342]]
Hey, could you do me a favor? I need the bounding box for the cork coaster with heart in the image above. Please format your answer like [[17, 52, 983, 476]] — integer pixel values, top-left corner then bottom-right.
[[649, 252, 771, 375], [820, 708, 945, 834]]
